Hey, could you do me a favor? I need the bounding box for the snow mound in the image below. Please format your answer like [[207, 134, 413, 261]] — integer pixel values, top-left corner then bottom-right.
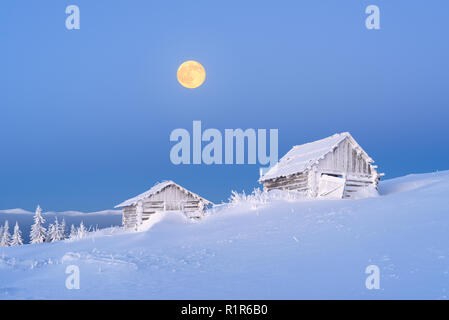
[[137, 210, 190, 232], [379, 171, 449, 195]]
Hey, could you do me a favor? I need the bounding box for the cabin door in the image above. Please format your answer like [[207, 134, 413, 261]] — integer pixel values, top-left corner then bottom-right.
[[318, 174, 346, 199]]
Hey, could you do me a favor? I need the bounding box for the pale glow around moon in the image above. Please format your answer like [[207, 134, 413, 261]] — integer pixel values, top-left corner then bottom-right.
[[177, 60, 206, 89]]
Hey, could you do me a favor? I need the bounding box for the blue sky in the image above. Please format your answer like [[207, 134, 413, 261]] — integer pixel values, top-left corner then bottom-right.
[[1, 1, 448, 211]]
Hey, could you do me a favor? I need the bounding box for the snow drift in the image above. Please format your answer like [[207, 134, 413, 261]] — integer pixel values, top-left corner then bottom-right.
[[1, 171, 449, 299]]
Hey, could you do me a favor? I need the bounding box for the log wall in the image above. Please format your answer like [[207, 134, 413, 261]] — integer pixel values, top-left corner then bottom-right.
[[263, 171, 309, 193]]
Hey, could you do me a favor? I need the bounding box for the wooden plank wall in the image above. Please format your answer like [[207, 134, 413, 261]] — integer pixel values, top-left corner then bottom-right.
[[122, 185, 206, 228], [343, 174, 376, 199], [317, 138, 373, 175], [263, 171, 309, 192], [316, 138, 379, 199], [122, 206, 137, 228], [262, 137, 379, 198]]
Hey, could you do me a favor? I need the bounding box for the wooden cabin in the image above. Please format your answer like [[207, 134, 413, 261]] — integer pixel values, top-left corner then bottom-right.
[[115, 181, 213, 228], [259, 132, 383, 199]]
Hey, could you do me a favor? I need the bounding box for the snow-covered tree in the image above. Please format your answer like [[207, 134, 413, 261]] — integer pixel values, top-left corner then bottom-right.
[[0, 221, 11, 247], [69, 224, 77, 239], [30, 205, 46, 244], [46, 223, 55, 242], [10, 222, 23, 246], [0, 225, 3, 242], [77, 221, 88, 239], [60, 218, 67, 240], [48, 217, 64, 242]]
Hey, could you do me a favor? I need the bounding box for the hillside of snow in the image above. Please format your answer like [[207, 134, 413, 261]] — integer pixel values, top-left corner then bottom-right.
[[1, 171, 449, 299]]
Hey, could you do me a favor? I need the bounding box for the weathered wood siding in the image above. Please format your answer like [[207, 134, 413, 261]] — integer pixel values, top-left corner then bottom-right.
[[316, 138, 373, 175], [315, 137, 379, 198], [262, 137, 379, 199], [122, 205, 137, 228], [343, 173, 377, 199], [122, 185, 207, 228], [263, 171, 309, 193]]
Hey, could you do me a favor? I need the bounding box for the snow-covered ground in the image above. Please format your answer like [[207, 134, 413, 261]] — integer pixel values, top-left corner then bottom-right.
[[1, 171, 449, 299]]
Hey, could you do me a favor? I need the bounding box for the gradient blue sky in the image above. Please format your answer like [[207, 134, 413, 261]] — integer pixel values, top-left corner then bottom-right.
[[1, 1, 448, 211]]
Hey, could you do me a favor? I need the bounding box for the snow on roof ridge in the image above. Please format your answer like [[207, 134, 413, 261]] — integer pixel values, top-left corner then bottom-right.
[[115, 180, 212, 208]]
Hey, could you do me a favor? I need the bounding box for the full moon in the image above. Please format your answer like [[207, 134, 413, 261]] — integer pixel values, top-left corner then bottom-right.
[[177, 60, 206, 89]]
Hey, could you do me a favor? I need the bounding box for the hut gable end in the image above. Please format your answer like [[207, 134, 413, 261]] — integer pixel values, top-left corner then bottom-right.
[[316, 136, 374, 176]]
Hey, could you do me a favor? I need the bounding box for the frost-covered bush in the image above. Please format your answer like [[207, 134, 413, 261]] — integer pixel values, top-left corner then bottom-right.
[[66, 224, 128, 242], [227, 188, 306, 211]]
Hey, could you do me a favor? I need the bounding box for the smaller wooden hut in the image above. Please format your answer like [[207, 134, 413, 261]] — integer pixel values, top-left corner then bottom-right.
[[115, 181, 212, 228], [259, 132, 383, 199]]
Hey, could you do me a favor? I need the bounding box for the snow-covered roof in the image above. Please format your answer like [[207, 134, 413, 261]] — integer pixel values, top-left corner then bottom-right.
[[260, 132, 373, 182], [115, 180, 212, 208]]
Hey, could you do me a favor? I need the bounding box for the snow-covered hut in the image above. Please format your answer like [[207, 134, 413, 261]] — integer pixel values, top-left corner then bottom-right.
[[259, 132, 383, 199], [115, 181, 213, 228]]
